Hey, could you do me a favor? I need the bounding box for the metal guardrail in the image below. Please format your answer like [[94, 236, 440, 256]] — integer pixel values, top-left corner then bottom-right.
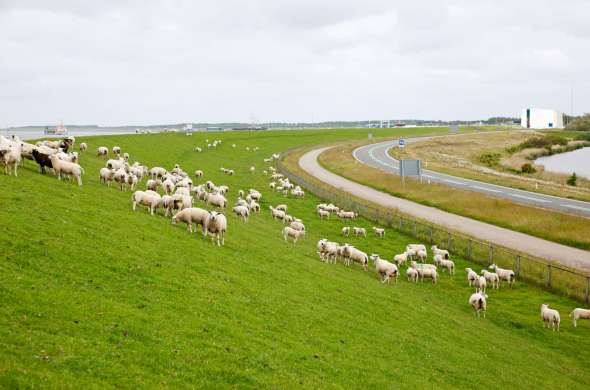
[[278, 148, 590, 303]]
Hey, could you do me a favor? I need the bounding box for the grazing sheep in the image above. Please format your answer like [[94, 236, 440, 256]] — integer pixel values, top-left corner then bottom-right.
[[149, 167, 167, 179], [469, 292, 488, 318], [481, 270, 500, 289], [232, 205, 250, 222], [489, 264, 515, 287], [337, 210, 357, 220], [433, 255, 454, 274], [162, 178, 175, 195], [146, 179, 161, 191], [207, 192, 227, 209], [204, 211, 227, 246], [270, 206, 286, 220], [465, 268, 478, 286], [106, 158, 126, 170], [195, 170, 203, 178], [342, 226, 351, 237], [411, 261, 437, 283], [372, 227, 385, 238], [393, 251, 409, 267], [352, 227, 366, 237], [0, 142, 21, 176], [342, 245, 368, 271], [172, 207, 210, 234], [289, 221, 305, 232], [317, 209, 330, 219], [19, 142, 36, 162], [406, 267, 419, 282], [474, 275, 487, 293], [283, 226, 305, 243], [431, 245, 450, 259], [569, 308, 590, 328], [540, 304, 560, 332], [275, 204, 287, 212], [99, 167, 115, 186], [112, 146, 121, 155], [49, 154, 83, 185], [31, 149, 53, 174], [406, 244, 426, 258], [79, 142, 87, 152], [370, 254, 399, 284], [249, 201, 260, 213], [97, 146, 108, 157], [56, 151, 79, 163], [132, 190, 162, 215]]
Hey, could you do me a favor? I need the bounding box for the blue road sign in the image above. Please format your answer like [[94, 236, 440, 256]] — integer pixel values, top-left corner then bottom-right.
[[399, 138, 406, 148]]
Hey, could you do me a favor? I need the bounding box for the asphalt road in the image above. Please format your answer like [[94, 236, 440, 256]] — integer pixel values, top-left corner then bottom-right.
[[300, 147, 590, 272], [353, 138, 590, 218]]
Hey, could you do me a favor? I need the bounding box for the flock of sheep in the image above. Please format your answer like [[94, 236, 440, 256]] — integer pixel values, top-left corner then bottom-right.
[[3, 133, 589, 331]]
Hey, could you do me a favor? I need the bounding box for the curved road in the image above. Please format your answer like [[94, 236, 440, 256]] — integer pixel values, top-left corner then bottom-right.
[[299, 147, 590, 273], [353, 138, 590, 218]]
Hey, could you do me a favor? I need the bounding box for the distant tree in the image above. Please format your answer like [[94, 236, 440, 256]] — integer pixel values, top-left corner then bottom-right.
[[567, 172, 577, 186], [566, 114, 590, 131], [521, 163, 536, 174]]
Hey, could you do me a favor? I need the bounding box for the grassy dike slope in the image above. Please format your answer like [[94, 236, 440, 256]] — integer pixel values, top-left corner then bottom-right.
[[0, 129, 589, 388]]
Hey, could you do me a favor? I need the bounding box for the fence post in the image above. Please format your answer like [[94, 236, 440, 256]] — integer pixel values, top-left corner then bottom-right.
[[429, 228, 433, 245], [386, 213, 392, 228], [586, 277, 589, 304], [488, 246, 494, 265], [413, 221, 417, 237], [515, 255, 520, 278], [467, 239, 472, 260], [447, 232, 452, 251], [545, 265, 552, 288], [399, 216, 403, 231]]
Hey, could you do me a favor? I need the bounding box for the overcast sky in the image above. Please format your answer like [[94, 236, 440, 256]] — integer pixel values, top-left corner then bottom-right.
[[1, 0, 588, 126]]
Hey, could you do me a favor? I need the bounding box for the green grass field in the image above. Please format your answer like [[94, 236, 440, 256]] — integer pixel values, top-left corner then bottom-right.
[[1, 128, 589, 388]]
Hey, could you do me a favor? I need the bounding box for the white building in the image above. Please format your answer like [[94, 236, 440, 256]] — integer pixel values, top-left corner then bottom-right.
[[521, 108, 564, 129]]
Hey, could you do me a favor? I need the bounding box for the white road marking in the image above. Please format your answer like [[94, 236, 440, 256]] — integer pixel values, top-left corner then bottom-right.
[[442, 179, 464, 185], [511, 194, 550, 203], [562, 204, 590, 212], [423, 174, 434, 179], [471, 185, 502, 193]]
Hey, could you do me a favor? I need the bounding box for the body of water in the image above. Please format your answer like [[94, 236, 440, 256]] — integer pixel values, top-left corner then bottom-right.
[[535, 147, 590, 179], [4, 127, 143, 141]]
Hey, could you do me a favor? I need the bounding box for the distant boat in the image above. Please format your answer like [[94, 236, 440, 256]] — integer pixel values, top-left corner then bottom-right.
[[44, 123, 68, 135]]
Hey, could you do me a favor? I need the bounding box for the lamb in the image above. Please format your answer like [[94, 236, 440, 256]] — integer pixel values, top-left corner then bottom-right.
[[31, 149, 53, 174], [406, 244, 426, 257], [291, 189, 305, 198], [434, 255, 455, 274], [162, 178, 175, 195], [337, 210, 357, 220], [489, 264, 515, 287], [317, 209, 330, 219], [113, 167, 129, 191], [481, 270, 500, 289], [372, 227, 385, 238], [249, 201, 260, 213], [431, 245, 450, 259], [125, 173, 139, 191], [270, 206, 286, 220], [569, 308, 590, 328], [540, 304, 560, 331], [406, 267, 419, 282], [19, 141, 36, 162], [97, 146, 108, 158], [132, 190, 162, 215], [112, 146, 121, 155], [207, 192, 227, 209], [469, 292, 488, 318], [79, 142, 87, 152], [465, 268, 478, 286], [318, 240, 339, 262], [370, 254, 399, 284], [172, 207, 210, 234], [352, 227, 366, 237], [49, 154, 83, 185], [393, 251, 409, 267], [195, 170, 203, 178], [282, 226, 305, 244], [146, 179, 161, 191], [0, 142, 21, 176], [204, 211, 227, 246], [289, 221, 305, 232], [106, 158, 126, 170], [474, 275, 487, 293], [419, 267, 438, 284], [342, 245, 368, 271], [99, 167, 115, 186], [232, 205, 250, 222]]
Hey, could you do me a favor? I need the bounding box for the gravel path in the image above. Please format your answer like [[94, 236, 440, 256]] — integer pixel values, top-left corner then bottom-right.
[[300, 146, 590, 273]]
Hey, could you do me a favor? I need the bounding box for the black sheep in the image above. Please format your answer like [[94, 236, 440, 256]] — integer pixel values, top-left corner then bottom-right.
[[32, 149, 53, 174]]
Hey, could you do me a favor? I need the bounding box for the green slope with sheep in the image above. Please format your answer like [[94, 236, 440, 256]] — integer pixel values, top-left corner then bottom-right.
[[1, 128, 589, 389]]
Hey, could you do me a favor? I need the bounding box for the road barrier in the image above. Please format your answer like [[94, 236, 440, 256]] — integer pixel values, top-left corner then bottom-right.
[[278, 149, 590, 303]]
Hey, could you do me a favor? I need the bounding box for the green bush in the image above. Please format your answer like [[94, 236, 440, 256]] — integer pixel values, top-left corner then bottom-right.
[[567, 172, 578, 186], [508, 135, 567, 154], [478, 152, 501, 166], [575, 132, 590, 142], [567, 114, 590, 132], [521, 163, 536, 174]]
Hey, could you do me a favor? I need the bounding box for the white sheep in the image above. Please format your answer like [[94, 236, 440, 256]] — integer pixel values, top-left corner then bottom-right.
[[569, 308, 590, 328], [275, 204, 287, 211], [249, 201, 260, 213], [0, 142, 21, 176], [431, 245, 450, 259], [49, 154, 83, 185], [393, 251, 409, 267], [474, 275, 487, 293], [372, 227, 385, 238], [540, 304, 560, 332], [371, 255, 399, 284], [99, 167, 114, 186], [270, 206, 286, 220], [319, 240, 339, 263], [337, 210, 357, 220], [435, 256, 454, 274], [469, 292, 488, 318], [112, 146, 121, 155], [289, 221, 305, 232], [206, 192, 227, 209], [232, 205, 250, 222], [489, 264, 515, 287], [406, 267, 419, 282], [132, 190, 161, 215], [97, 146, 108, 158], [79, 142, 87, 152], [249, 166, 255, 174], [317, 209, 330, 219], [204, 211, 227, 246], [342, 244, 368, 271], [172, 207, 210, 234], [352, 227, 366, 237], [465, 268, 478, 287], [481, 270, 500, 289], [342, 226, 350, 237], [283, 226, 305, 243], [146, 179, 161, 191], [195, 170, 203, 178]]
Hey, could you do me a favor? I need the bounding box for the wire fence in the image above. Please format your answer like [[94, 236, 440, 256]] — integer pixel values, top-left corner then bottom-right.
[[277, 150, 590, 303]]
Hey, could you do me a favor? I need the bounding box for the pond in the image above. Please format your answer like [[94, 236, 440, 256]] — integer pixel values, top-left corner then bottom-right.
[[535, 147, 590, 179]]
